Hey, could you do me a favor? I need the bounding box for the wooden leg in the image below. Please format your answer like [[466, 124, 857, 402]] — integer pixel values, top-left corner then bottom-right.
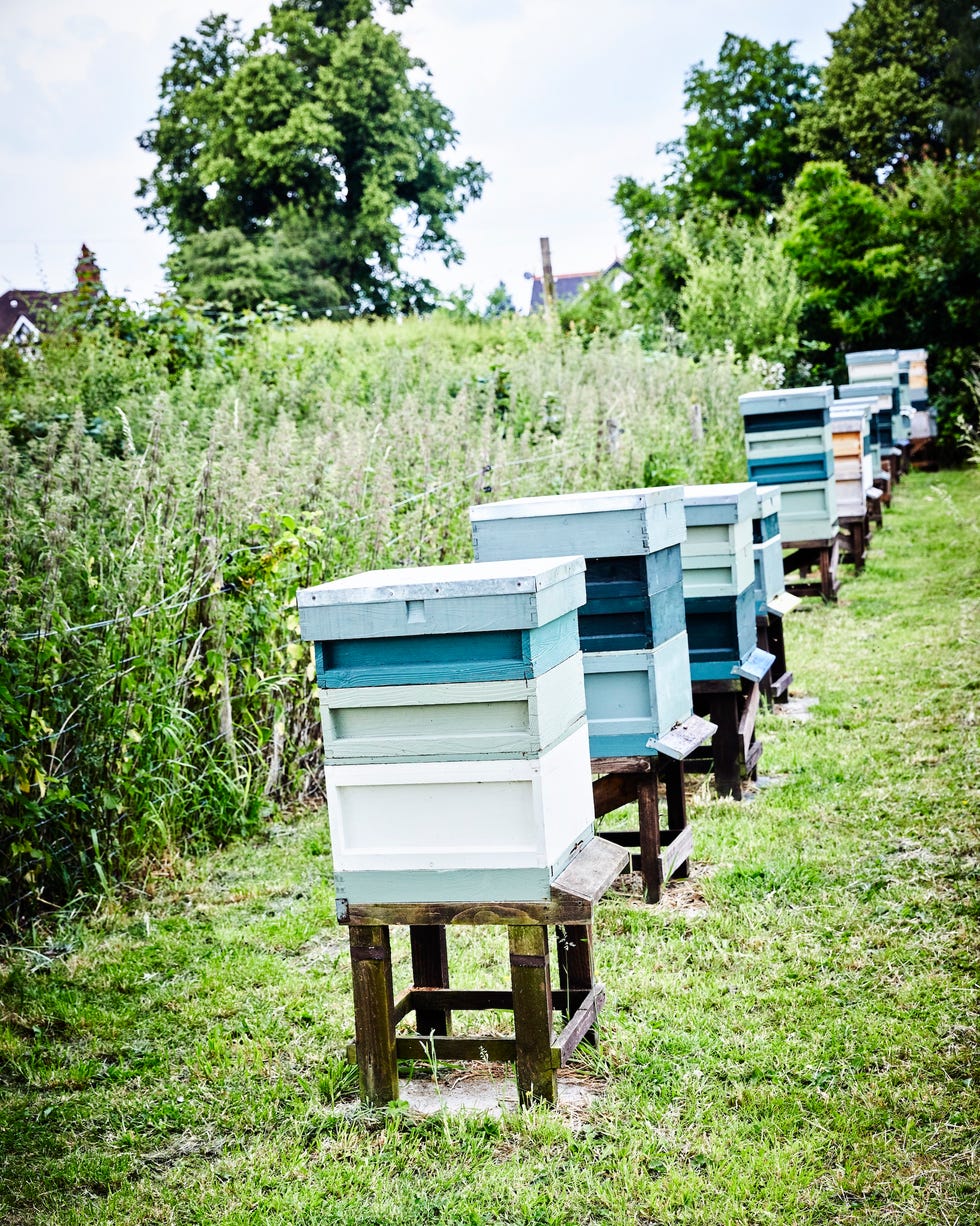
[[410, 925, 451, 1037], [661, 756, 689, 879], [708, 691, 742, 800], [556, 924, 596, 1045], [509, 925, 556, 1106], [756, 615, 773, 708], [637, 764, 664, 904], [767, 613, 790, 705], [349, 925, 399, 1106], [819, 544, 835, 602]]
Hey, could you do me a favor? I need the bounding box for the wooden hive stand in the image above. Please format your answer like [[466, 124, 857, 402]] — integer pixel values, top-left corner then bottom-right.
[[590, 714, 715, 904], [755, 591, 798, 708], [339, 837, 629, 1109], [685, 677, 765, 800], [866, 486, 884, 527], [782, 537, 841, 602], [838, 513, 870, 574]]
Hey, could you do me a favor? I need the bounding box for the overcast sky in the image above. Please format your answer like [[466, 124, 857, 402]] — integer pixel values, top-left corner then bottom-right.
[[0, 0, 856, 312]]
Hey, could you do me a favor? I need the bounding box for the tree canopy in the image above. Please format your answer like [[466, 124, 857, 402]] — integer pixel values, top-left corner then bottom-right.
[[660, 33, 819, 215], [138, 0, 487, 314], [797, 0, 980, 180]]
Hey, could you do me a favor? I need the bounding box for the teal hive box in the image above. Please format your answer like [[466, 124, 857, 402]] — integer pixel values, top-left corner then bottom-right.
[[682, 484, 769, 683], [297, 557, 597, 907], [752, 486, 786, 615], [582, 634, 693, 757], [469, 488, 694, 756], [739, 385, 834, 432], [299, 557, 586, 688], [775, 479, 839, 543]]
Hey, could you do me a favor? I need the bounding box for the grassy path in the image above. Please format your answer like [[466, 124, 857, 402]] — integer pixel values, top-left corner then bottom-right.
[[2, 468, 979, 1226]]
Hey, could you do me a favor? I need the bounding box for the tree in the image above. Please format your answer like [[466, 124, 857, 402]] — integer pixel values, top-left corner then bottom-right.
[[138, 0, 487, 314], [780, 162, 906, 362], [797, 0, 980, 181], [661, 34, 819, 215]]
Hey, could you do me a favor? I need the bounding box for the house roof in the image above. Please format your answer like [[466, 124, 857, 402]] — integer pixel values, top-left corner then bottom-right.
[[0, 289, 68, 337], [527, 261, 623, 312]]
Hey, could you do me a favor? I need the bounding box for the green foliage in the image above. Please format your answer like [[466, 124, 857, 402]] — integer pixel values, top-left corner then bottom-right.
[[662, 33, 819, 215], [780, 161, 906, 363], [888, 158, 980, 434], [138, 1, 487, 315], [676, 219, 802, 366], [797, 0, 980, 180]]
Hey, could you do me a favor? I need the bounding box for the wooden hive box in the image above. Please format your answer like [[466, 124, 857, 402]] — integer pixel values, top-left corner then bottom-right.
[[681, 484, 765, 681], [775, 479, 839, 544], [830, 402, 874, 516], [752, 486, 787, 615], [738, 385, 834, 431], [845, 348, 900, 384], [838, 384, 894, 478], [900, 347, 929, 406], [680, 482, 756, 598], [297, 557, 597, 905], [469, 487, 694, 755]]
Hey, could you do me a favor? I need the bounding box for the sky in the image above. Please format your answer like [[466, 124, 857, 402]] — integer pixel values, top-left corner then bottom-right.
[[0, 0, 857, 313]]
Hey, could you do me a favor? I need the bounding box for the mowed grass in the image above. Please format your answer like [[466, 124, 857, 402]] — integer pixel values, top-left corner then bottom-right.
[[2, 467, 978, 1226]]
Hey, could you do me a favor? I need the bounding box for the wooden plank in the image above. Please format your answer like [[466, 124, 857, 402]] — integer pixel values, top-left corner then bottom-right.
[[396, 1036, 522, 1063], [650, 714, 716, 760], [637, 771, 663, 904], [768, 591, 801, 616], [348, 925, 399, 1106], [708, 690, 742, 800], [553, 985, 605, 1064], [592, 773, 638, 817], [591, 756, 653, 774], [661, 823, 694, 883], [409, 926, 451, 1038], [551, 836, 629, 904], [342, 895, 595, 927], [737, 682, 761, 756], [509, 926, 557, 1105], [556, 923, 596, 1043], [746, 739, 764, 772], [662, 756, 689, 879]]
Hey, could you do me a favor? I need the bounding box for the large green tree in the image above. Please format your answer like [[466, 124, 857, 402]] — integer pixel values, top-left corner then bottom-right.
[[138, 0, 487, 314], [660, 33, 819, 215], [797, 0, 980, 181]]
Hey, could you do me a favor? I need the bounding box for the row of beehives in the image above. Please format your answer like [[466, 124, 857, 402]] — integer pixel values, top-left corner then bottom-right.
[[297, 483, 780, 912], [740, 345, 932, 543], [294, 346, 933, 914]]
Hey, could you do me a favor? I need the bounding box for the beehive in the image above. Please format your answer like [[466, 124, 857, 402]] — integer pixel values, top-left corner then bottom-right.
[[738, 386, 839, 544], [838, 381, 898, 475], [469, 488, 693, 757], [682, 484, 771, 682], [297, 557, 596, 905], [752, 485, 786, 615], [845, 348, 900, 384], [830, 400, 874, 518]]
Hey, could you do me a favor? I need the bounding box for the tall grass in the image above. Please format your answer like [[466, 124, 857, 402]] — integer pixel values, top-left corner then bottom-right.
[[0, 313, 780, 928]]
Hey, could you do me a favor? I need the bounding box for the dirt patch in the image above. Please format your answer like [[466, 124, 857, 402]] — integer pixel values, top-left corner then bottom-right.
[[393, 1065, 605, 1119], [774, 695, 820, 722]]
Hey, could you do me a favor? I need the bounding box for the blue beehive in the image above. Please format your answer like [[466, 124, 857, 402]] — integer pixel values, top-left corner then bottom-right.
[[752, 485, 788, 616], [738, 386, 839, 544], [682, 483, 774, 683], [469, 488, 693, 758], [297, 557, 598, 907]]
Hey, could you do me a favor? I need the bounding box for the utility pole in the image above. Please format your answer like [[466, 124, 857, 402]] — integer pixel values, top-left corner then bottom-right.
[[539, 237, 556, 319]]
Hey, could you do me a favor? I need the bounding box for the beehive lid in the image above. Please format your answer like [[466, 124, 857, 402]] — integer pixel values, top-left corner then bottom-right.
[[683, 482, 758, 525], [470, 487, 683, 519], [738, 385, 834, 416], [830, 400, 872, 432], [899, 347, 928, 362], [839, 381, 894, 399], [845, 348, 899, 366], [297, 556, 586, 641], [470, 487, 686, 558], [754, 485, 781, 518]]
